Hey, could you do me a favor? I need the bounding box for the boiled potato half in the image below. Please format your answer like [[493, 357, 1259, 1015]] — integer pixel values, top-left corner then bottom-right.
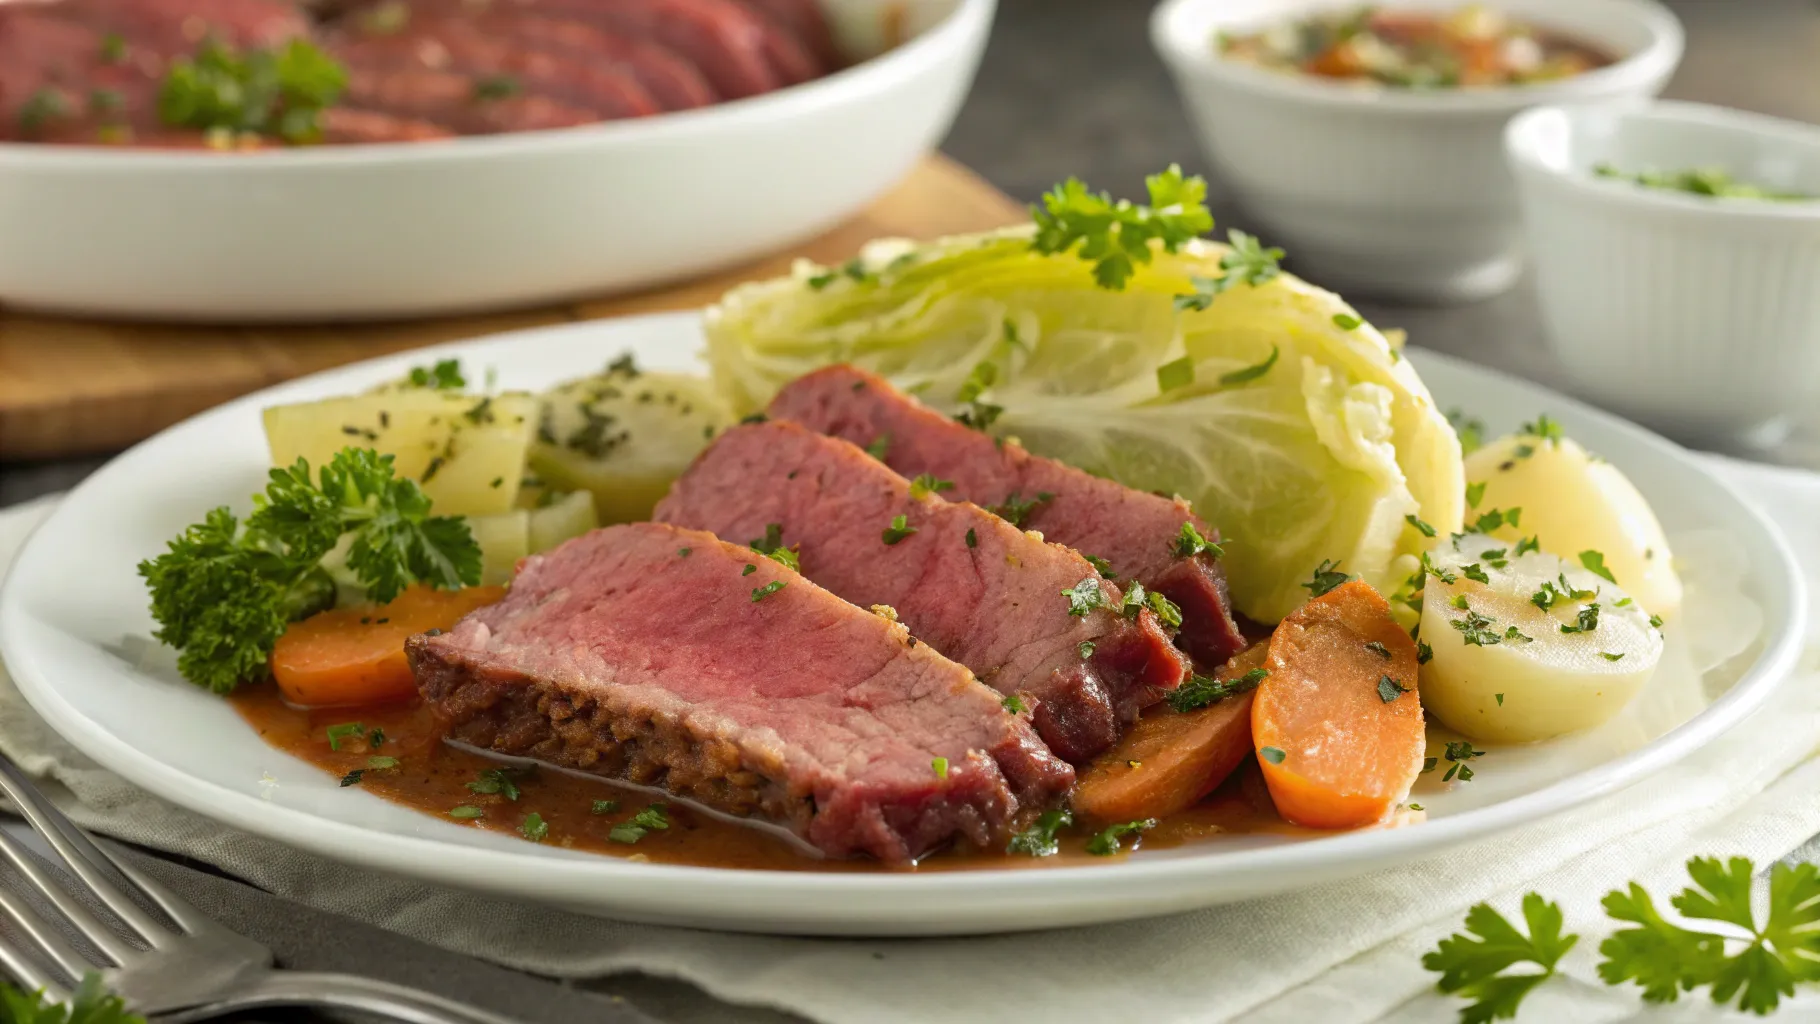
[[528, 360, 732, 524], [264, 390, 539, 516], [1418, 532, 1663, 743], [1464, 422, 1681, 618]]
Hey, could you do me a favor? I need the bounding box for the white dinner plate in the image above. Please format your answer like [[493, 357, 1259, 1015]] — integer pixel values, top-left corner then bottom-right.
[[0, 312, 1806, 936]]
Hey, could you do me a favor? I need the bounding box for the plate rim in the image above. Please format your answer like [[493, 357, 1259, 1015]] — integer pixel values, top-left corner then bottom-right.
[[0, 311, 1807, 931]]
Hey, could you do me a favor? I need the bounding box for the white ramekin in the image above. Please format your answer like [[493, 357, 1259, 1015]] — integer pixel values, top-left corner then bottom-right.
[[1150, 0, 1682, 303], [1506, 101, 1820, 448]]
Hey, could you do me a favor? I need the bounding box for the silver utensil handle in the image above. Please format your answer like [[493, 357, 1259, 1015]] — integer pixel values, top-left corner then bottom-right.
[[154, 971, 526, 1024]]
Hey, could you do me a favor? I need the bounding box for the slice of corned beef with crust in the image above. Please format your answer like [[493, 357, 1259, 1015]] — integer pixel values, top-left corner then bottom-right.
[[653, 421, 1191, 762], [769, 365, 1248, 667], [407, 523, 1071, 863]]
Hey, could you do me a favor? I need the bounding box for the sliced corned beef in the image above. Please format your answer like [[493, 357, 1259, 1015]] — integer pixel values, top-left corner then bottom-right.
[[653, 421, 1191, 762], [769, 365, 1249, 667], [407, 522, 1071, 863]]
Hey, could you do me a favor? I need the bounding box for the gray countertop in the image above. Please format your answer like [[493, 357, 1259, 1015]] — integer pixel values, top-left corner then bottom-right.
[[0, 2, 1816, 1020]]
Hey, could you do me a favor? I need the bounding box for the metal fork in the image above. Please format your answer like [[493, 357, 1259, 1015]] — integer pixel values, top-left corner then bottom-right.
[[0, 757, 524, 1024]]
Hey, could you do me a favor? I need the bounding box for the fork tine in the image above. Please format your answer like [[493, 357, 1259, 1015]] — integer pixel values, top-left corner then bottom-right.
[[0, 760, 170, 949], [0, 924, 71, 1003], [0, 823, 137, 965], [0, 838, 105, 980]]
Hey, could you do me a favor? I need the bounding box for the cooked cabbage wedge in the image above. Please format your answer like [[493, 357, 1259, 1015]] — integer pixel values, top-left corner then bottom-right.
[[705, 230, 1464, 621]]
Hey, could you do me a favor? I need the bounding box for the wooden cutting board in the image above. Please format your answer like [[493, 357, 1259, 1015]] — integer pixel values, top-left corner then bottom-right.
[[0, 156, 1025, 461]]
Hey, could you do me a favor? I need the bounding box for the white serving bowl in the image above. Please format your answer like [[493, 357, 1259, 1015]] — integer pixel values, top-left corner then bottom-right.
[[1506, 101, 1820, 447], [1150, 0, 1682, 303], [0, 0, 992, 323]]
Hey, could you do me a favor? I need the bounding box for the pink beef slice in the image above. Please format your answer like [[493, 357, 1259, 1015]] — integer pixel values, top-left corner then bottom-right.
[[408, 522, 1072, 864], [653, 421, 1191, 763], [769, 365, 1249, 668]]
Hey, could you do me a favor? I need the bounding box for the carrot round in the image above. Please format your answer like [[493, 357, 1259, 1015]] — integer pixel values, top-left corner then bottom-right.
[[1252, 580, 1424, 829], [270, 585, 506, 708], [1072, 644, 1267, 823]]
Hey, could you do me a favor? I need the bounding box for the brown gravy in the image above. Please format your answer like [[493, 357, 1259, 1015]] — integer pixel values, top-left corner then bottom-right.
[[230, 684, 1313, 870]]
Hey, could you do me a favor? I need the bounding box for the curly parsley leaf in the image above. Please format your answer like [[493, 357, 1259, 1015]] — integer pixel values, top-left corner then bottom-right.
[[1173, 521, 1224, 559], [1061, 577, 1106, 617], [1424, 894, 1579, 1024], [1174, 231, 1287, 311], [1303, 559, 1349, 598], [1031, 164, 1213, 290], [1007, 809, 1072, 857], [1167, 667, 1267, 713], [1085, 818, 1157, 856]]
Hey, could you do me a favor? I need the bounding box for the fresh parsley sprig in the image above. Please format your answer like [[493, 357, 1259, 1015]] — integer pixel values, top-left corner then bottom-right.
[[1424, 894, 1578, 1024], [138, 448, 481, 693], [0, 974, 144, 1024], [1428, 857, 1820, 1022], [1174, 230, 1287, 311], [1030, 165, 1213, 290]]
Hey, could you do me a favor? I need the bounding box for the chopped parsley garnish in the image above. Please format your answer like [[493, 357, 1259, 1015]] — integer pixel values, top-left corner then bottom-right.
[[881, 514, 917, 545], [742, 564, 757, 576], [608, 804, 670, 844], [518, 813, 548, 842], [987, 491, 1053, 528], [1470, 506, 1520, 533], [591, 800, 620, 815], [1173, 521, 1223, 559], [406, 358, 465, 390], [1519, 414, 1564, 445], [739, 412, 768, 425], [1406, 514, 1437, 538], [448, 806, 484, 819], [1461, 563, 1491, 585], [1176, 231, 1286, 311], [1217, 341, 1280, 387], [1424, 893, 1577, 1023], [1601, 652, 1625, 662], [932, 757, 949, 779], [1302, 559, 1349, 598], [1260, 746, 1287, 764], [1560, 603, 1602, 634], [472, 75, 520, 101], [101, 32, 127, 63], [1495, 693, 1504, 705], [677, 547, 692, 558], [953, 361, 1003, 430], [748, 523, 799, 571], [1417, 640, 1433, 664], [1333, 313, 1363, 330], [368, 727, 386, 749], [965, 528, 977, 549], [338, 769, 366, 787], [1450, 602, 1504, 647], [1514, 535, 1542, 556], [1579, 550, 1619, 585], [1504, 626, 1534, 644], [1649, 614, 1664, 630], [1420, 552, 1459, 585], [1365, 641, 1391, 659], [1031, 164, 1212, 290], [137, 447, 481, 693], [467, 767, 525, 801], [1441, 741, 1484, 782], [865, 434, 891, 459], [1007, 809, 1073, 856], [159, 38, 348, 146], [1156, 355, 1195, 392], [366, 755, 399, 771], [1144, 590, 1183, 628], [1085, 818, 1157, 856], [1447, 409, 1487, 456], [1078, 640, 1096, 659], [1465, 482, 1487, 509], [1377, 675, 1410, 703], [909, 474, 955, 500], [750, 580, 787, 602], [1001, 695, 1027, 714], [325, 721, 365, 751], [1167, 667, 1267, 713], [1061, 577, 1105, 617], [17, 88, 68, 136], [1083, 554, 1117, 579]]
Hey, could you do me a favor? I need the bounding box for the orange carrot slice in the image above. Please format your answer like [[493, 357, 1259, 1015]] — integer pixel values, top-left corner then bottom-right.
[[270, 585, 506, 708], [1252, 580, 1424, 829], [1072, 644, 1268, 823]]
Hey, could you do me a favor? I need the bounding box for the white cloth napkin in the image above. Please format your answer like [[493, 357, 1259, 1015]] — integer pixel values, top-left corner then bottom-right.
[[0, 455, 1815, 1024]]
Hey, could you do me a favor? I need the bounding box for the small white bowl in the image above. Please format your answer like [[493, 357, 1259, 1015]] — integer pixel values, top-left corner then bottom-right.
[[1506, 101, 1820, 448], [1150, 0, 1682, 303], [0, 0, 993, 323]]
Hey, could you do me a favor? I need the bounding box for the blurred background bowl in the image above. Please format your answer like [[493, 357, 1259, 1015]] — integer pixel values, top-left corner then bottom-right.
[[0, 0, 993, 323], [1506, 100, 1820, 448], [1150, 0, 1681, 304]]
